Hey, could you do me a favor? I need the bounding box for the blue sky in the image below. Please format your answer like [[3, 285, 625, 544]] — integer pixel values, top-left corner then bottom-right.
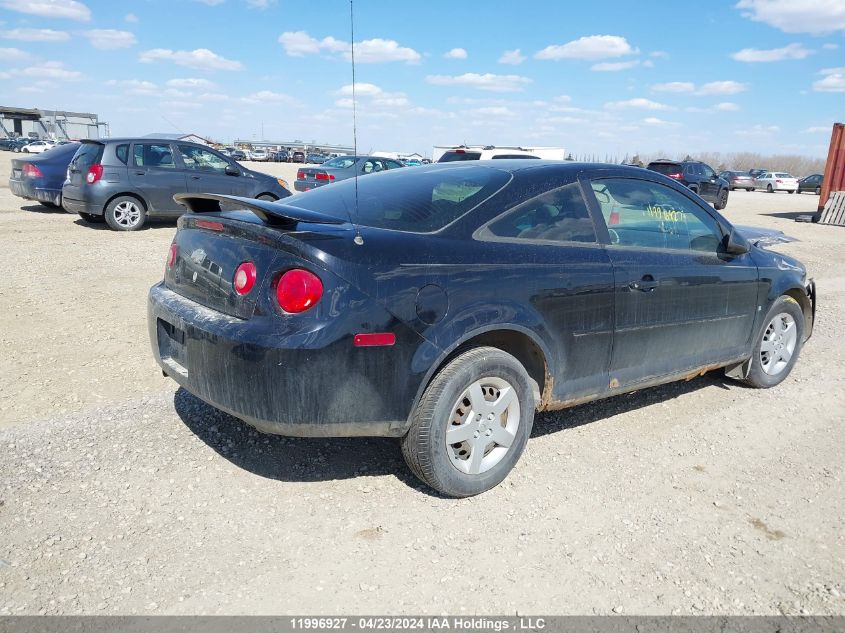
[[1, 0, 843, 158]]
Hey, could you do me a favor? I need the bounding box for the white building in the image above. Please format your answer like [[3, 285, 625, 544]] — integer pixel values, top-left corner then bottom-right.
[[431, 145, 566, 162], [0, 106, 106, 140]]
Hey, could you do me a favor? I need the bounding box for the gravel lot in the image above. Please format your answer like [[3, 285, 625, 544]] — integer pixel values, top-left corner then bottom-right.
[[1, 152, 843, 615]]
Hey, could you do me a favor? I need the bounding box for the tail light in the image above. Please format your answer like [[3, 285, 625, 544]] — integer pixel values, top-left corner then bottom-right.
[[233, 262, 257, 296], [297, 170, 305, 180], [86, 163, 103, 184], [276, 269, 323, 313], [23, 163, 44, 178], [667, 172, 682, 179], [167, 243, 177, 269], [776, 179, 783, 183], [315, 172, 335, 181]]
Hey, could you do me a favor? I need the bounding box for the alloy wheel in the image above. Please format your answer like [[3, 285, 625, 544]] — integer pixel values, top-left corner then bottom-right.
[[760, 313, 797, 376], [112, 200, 141, 228], [445, 377, 521, 475]]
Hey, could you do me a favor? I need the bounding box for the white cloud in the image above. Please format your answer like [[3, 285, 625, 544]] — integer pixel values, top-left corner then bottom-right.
[[139, 48, 243, 71], [804, 125, 830, 133], [246, 0, 275, 7], [0, 28, 69, 42], [535, 35, 638, 61], [737, 124, 780, 136], [715, 102, 741, 111], [650, 51, 669, 58], [278, 31, 421, 64], [83, 29, 136, 50], [823, 43, 839, 50], [0, 47, 30, 61], [193, 0, 224, 4], [15, 61, 81, 80], [425, 72, 532, 92], [107, 79, 157, 95], [591, 60, 641, 71], [124, 13, 138, 23], [196, 92, 229, 102], [652, 81, 695, 92], [0, 0, 90, 21], [813, 67, 845, 92], [167, 77, 216, 89], [695, 80, 749, 95], [476, 106, 517, 117], [731, 42, 813, 62], [605, 97, 672, 110], [444, 47, 467, 59], [642, 117, 679, 127], [242, 90, 296, 104], [161, 100, 203, 110], [498, 49, 526, 65], [336, 83, 382, 96], [736, 0, 845, 35]]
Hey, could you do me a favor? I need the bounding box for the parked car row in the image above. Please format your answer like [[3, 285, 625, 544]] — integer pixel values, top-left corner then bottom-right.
[[294, 155, 405, 192]]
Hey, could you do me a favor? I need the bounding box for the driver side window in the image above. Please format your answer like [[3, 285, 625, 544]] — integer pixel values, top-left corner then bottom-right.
[[590, 178, 724, 252]]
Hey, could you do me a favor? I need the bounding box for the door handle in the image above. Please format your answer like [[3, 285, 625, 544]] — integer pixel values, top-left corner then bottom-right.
[[629, 276, 658, 292]]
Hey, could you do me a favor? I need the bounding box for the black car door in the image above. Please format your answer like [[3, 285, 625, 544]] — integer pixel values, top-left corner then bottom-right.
[[584, 175, 760, 388], [129, 142, 187, 214], [474, 180, 615, 402], [699, 163, 719, 202]]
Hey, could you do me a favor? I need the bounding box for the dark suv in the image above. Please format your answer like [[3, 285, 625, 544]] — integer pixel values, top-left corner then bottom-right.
[[646, 159, 730, 210], [62, 139, 291, 231]]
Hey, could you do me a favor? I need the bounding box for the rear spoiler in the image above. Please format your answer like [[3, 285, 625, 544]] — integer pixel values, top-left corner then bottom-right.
[[174, 193, 346, 226]]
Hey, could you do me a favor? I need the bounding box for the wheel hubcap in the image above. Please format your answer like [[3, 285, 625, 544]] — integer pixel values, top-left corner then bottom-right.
[[445, 377, 520, 476], [760, 313, 797, 376], [113, 201, 140, 227]]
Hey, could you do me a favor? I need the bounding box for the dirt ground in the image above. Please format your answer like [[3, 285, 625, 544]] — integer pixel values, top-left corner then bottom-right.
[[0, 152, 843, 615]]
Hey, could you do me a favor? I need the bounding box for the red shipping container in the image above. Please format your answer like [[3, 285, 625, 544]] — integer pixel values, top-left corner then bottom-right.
[[820, 122, 845, 211]]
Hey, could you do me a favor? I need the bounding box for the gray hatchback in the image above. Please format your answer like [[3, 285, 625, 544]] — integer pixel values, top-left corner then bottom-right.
[[62, 138, 292, 231]]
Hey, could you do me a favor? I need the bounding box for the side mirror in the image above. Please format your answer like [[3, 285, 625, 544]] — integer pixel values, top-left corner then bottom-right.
[[724, 229, 750, 255], [225, 164, 240, 176]]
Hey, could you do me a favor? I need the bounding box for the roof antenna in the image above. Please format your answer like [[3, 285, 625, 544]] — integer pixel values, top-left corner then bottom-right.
[[349, 0, 363, 246]]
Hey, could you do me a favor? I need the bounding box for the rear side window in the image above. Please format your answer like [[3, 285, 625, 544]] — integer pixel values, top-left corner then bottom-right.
[[134, 143, 176, 169], [115, 144, 129, 164], [71, 143, 104, 169], [438, 151, 482, 162], [288, 165, 511, 233], [485, 182, 596, 243]]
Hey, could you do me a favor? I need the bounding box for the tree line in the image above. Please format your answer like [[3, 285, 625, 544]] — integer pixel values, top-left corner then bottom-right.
[[567, 152, 826, 177]]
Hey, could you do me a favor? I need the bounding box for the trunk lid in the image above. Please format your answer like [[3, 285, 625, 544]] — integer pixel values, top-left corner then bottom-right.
[[165, 195, 348, 319]]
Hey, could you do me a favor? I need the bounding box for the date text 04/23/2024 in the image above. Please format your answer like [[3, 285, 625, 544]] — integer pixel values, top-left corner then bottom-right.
[[290, 617, 547, 631]]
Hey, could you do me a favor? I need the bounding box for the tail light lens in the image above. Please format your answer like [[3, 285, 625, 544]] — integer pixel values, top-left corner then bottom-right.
[[667, 172, 682, 179], [276, 269, 323, 313], [233, 262, 257, 296], [315, 172, 335, 181], [776, 179, 783, 183], [167, 243, 177, 269], [297, 171, 305, 180], [86, 164, 103, 184], [23, 163, 43, 178]]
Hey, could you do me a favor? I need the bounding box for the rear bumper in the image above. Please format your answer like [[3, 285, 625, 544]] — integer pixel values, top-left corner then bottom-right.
[[9, 178, 62, 205], [293, 180, 329, 192], [62, 196, 100, 215], [148, 282, 418, 438]]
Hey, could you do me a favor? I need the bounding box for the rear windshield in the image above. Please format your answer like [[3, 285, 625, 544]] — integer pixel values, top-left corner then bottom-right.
[[775, 173, 793, 178], [647, 163, 682, 175], [438, 151, 482, 162], [71, 142, 104, 168], [287, 165, 511, 233], [492, 154, 540, 159]]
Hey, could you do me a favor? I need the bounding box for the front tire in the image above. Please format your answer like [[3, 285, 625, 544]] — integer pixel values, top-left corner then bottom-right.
[[104, 196, 146, 231], [815, 186, 821, 195], [714, 188, 729, 210], [401, 347, 535, 497], [750, 187, 756, 191], [767, 184, 774, 193], [743, 296, 804, 389]]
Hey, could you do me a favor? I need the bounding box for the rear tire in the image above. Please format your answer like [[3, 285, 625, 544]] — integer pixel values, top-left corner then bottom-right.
[[767, 184, 774, 193], [714, 188, 729, 210], [750, 187, 755, 192], [788, 190, 795, 194], [815, 186, 821, 195], [743, 296, 804, 389], [104, 196, 147, 231], [401, 347, 535, 497]]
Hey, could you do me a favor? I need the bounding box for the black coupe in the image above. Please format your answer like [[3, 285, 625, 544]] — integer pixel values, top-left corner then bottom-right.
[[148, 162, 816, 497]]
